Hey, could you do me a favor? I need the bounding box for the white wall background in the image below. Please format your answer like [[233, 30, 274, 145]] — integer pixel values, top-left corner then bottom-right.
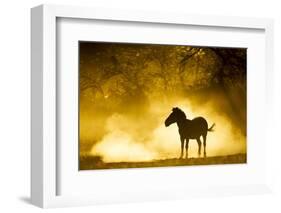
[[0, 0, 280, 212]]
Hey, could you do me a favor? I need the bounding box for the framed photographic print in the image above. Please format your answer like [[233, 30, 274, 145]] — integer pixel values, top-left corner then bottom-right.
[[31, 4, 274, 208], [79, 41, 247, 170]]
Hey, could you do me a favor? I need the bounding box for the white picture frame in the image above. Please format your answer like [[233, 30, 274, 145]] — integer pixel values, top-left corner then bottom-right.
[[31, 4, 274, 208]]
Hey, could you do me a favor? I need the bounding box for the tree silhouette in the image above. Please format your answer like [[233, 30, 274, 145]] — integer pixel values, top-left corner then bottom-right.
[[79, 42, 246, 132]]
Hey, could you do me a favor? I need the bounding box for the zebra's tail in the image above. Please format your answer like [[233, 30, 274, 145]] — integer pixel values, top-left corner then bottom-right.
[[208, 123, 215, 132]]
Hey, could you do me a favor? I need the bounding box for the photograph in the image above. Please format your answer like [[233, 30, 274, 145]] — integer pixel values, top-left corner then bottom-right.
[[79, 42, 247, 170]]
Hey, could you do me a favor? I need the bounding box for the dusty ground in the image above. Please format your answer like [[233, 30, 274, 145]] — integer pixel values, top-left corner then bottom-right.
[[79, 153, 246, 170]]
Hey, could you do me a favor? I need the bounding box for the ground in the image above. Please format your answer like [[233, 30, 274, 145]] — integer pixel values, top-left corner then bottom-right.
[[79, 153, 246, 170]]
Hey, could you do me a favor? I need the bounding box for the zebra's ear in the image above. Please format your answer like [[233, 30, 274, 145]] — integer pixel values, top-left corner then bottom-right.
[[172, 107, 177, 112]]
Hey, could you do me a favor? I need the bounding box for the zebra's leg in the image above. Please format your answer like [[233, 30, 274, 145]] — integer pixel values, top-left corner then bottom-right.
[[180, 137, 185, 159], [185, 139, 189, 159], [196, 138, 202, 157], [203, 134, 207, 158]]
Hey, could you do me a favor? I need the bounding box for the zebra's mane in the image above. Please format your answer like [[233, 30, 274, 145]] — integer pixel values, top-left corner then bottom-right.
[[172, 107, 186, 119]]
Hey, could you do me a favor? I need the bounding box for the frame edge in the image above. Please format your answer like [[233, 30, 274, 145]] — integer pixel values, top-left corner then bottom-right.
[[31, 5, 44, 208]]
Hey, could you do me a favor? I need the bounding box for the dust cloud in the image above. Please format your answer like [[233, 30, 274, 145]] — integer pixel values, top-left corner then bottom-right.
[[87, 97, 246, 162]]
